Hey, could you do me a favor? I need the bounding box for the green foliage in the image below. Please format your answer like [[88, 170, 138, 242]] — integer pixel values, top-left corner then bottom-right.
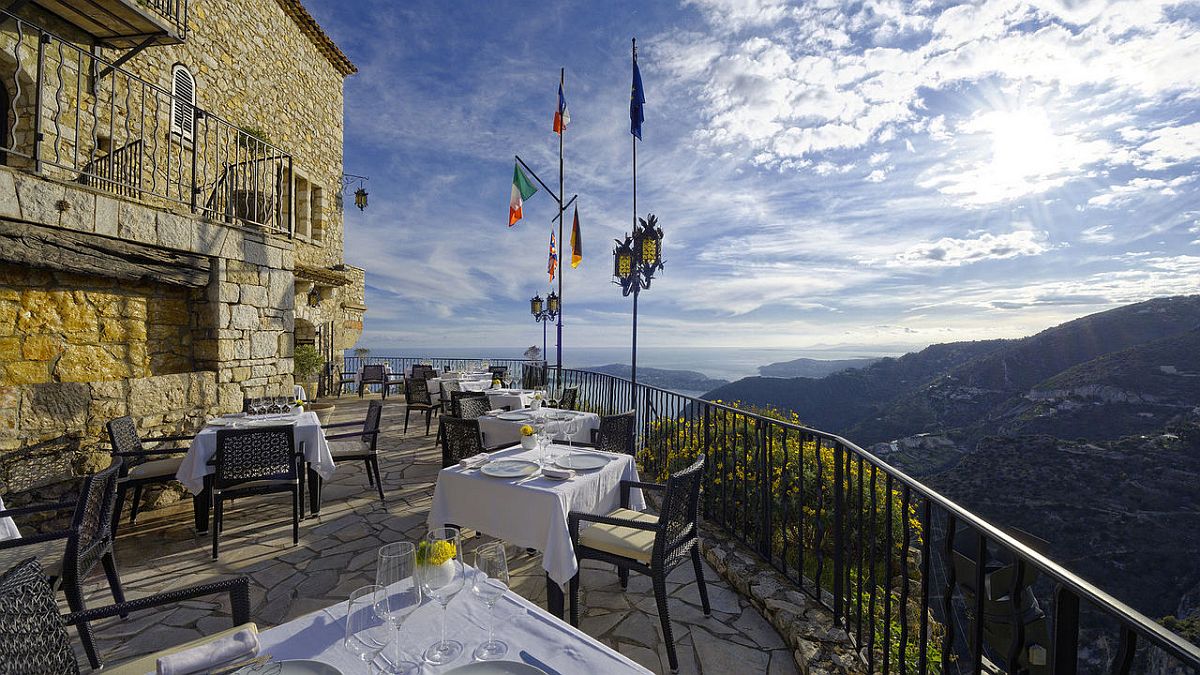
[[294, 344, 323, 382], [1162, 614, 1200, 645], [353, 347, 371, 359], [523, 346, 542, 361]]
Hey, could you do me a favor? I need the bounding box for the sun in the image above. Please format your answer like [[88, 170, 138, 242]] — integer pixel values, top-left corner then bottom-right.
[[982, 107, 1062, 189]]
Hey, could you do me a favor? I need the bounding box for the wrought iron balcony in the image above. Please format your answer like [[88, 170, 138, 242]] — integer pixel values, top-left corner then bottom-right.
[[0, 8, 292, 235], [29, 0, 188, 47]]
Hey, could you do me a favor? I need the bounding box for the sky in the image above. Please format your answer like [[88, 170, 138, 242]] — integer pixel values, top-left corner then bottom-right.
[[306, 0, 1200, 357]]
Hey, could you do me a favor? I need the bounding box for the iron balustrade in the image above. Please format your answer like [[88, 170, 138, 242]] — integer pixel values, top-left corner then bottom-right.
[[0, 9, 292, 233], [363, 361, 1197, 674], [143, 0, 190, 38], [338, 356, 537, 394]]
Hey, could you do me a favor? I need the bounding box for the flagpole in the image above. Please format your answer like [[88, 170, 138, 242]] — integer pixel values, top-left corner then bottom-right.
[[630, 38, 638, 412], [556, 67, 565, 385]]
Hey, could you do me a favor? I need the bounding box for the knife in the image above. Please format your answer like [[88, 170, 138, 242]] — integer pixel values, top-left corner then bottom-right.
[[520, 650, 561, 675]]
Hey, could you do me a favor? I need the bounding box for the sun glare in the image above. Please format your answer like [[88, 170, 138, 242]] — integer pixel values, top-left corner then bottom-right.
[[985, 108, 1060, 188]]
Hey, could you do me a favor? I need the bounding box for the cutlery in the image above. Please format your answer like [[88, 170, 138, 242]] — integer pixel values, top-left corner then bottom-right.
[[211, 653, 273, 675]]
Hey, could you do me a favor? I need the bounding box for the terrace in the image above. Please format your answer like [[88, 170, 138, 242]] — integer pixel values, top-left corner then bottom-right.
[[27, 359, 1200, 674]]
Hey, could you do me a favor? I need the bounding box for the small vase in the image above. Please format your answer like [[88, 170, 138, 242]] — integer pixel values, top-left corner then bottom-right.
[[521, 435, 536, 450], [421, 560, 455, 589]]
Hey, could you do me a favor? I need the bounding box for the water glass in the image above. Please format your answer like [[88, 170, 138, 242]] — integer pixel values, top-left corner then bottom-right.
[[472, 542, 510, 660], [418, 528, 465, 665], [375, 542, 421, 673], [344, 585, 389, 668]]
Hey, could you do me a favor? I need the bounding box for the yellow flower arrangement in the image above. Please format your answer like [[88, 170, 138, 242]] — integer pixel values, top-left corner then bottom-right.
[[416, 539, 456, 566], [519, 424, 535, 437]]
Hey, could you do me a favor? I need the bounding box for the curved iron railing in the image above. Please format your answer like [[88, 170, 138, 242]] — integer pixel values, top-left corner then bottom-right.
[[351, 357, 1200, 672]]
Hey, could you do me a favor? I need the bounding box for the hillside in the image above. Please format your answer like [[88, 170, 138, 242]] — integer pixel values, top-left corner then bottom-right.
[[758, 356, 881, 378], [580, 364, 728, 394]]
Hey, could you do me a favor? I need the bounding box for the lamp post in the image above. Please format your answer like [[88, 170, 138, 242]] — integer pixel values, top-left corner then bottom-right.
[[612, 214, 663, 410], [530, 292, 559, 363]]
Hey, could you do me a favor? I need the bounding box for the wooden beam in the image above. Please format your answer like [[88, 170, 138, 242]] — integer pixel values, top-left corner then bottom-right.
[[0, 220, 210, 287]]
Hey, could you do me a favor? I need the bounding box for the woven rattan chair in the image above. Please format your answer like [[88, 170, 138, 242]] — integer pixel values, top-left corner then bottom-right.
[[451, 390, 489, 419], [412, 364, 436, 381], [588, 410, 636, 455], [105, 416, 193, 533], [404, 375, 441, 435], [0, 460, 127, 668], [208, 426, 304, 559], [323, 400, 385, 502], [440, 416, 493, 468], [0, 557, 252, 672], [568, 455, 709, 673], [335, 364, 357, 397], [359, 364, 387, 398], [440, 379, 461, 409]]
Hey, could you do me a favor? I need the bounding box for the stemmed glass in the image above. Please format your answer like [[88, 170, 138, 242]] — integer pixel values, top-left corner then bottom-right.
[[418, 528, 465, 665], [376, 542, 421, 674], [344, 585, 389, 669], [564, 415, 582, 458], [472, 542, 510, 660]]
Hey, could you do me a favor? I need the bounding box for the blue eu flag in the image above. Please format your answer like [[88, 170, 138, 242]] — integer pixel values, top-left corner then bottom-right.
[[630, 52, 645, 140]]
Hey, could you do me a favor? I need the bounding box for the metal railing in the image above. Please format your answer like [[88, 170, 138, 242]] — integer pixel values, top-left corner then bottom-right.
[[139, 0, 189, 38], [0, 9, 292, 233], [358, 358, 1198, 673]]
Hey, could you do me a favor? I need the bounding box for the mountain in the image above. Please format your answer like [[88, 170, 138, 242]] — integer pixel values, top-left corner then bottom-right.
[[758, 356, 881, 378], [580, 364, 728, 394], [702, 296, 1200, 446]]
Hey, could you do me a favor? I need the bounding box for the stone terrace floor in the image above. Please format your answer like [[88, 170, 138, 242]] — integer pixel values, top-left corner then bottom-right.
[[75, 397, 797, 674]]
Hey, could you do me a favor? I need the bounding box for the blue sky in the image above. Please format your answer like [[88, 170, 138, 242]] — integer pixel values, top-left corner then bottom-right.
[[307, 0, 1200, 355]]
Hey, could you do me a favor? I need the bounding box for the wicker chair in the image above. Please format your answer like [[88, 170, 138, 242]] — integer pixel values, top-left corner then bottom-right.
[[553, 386, 579, 411], [0, 460, 127, 668], [335, 364, 357, 397], [412, 364, 436, 381], [359, 364, 388, 398], [568, 455, 709, 673], [440, 416, 492, 468], [105, 416, 193, 533], [323, 400, 385, 502], [451, 390, 490, 419], [208, 426, 304, 559], [440, 379, 461, 409], [0, 557, 252, 672], [588, 410, 637, 455], [404, 375, 442, 435], [522, 362, 547, 389]]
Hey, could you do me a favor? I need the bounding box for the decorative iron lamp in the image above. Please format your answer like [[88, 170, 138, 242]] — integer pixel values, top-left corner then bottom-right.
[[530, 294, 544, 316], [354, 186, 368, 211], [531, 292, 559, 363], [613, 213, 664, 409], [341, 173, 369, 213], [546, 291, 560, 316], [307, 286, 320, 307]]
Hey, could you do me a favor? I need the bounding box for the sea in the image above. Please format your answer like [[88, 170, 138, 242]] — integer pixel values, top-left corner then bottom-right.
[[359, 346, 894, 383]]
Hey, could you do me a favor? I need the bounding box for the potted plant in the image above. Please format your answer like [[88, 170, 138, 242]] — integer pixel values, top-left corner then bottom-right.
[[520, 424, 536, 449], [294, 345, 335, 423]]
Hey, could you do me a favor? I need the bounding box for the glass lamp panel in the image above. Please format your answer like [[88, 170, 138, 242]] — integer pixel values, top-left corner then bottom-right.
[[530, 295, 543, 315], [547, 293, 560, 314]]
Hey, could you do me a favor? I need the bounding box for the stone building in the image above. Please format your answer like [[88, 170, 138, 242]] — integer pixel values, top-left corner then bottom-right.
[[0, 0, 365, 501]]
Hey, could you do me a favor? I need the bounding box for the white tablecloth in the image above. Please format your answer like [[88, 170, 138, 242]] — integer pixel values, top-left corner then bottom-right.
[[248, 566, 649, 674], [428, 444, 645, 585], [0, 495, 20, 541], [428, 376, 492, 402], [175, 412, 336, 493], [486, 389, 536, 411], [478, 409, 599, 448]]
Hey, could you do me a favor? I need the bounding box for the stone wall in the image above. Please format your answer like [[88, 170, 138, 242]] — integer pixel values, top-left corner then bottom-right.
[[0, 262, 196, 386]]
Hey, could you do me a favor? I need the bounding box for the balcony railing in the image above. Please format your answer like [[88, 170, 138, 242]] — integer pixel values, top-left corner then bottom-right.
[[33, 0, 188, 47], [355, 356, 1200, 673], [0, 9, 292, 234]]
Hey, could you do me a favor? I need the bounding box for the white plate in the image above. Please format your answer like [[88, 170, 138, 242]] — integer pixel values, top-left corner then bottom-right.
[[555, 453, 611, 471], [445, 661, 543, 674], [233, 660, 342, 674], [480, 459, 540, 478], [496, 412, 532, 421]]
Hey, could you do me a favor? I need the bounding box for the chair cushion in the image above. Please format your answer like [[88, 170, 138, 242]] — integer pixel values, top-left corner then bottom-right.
[[0, 538, 65, 580], [104, 623, 258, 675], [214, 479, 296, 495], [578, 508, 659, 564], [128, 457, 184, 479], [328, 439, 371, 459]]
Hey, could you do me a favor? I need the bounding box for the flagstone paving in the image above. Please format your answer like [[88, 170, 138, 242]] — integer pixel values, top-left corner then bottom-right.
[[71, 396, 796, 674]]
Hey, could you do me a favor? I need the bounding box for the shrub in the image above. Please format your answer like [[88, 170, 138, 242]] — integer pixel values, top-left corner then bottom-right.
[[294, 344, 323, 382]]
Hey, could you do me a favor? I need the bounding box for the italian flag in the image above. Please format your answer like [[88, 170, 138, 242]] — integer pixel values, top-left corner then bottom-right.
[[509, 163, 538, 226]]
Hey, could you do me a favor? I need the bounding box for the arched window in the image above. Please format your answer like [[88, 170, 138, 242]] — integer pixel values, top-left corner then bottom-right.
[[170, 64, 195, 140]]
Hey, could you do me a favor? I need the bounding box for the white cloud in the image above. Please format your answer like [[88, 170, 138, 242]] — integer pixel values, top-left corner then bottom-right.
[[1087, 175, 1197, 208], [878, 228, 1056, 267], [1080, 224, 1115, 244]]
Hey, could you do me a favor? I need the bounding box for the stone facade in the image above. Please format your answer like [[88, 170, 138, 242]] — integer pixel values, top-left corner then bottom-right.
[[0, 1, 363, 504]]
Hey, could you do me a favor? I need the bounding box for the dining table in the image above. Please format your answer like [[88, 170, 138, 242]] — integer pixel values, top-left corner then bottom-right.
[[241, 565, 651, 674], [0, 495, 19, 541], [176, 411, 336, 532], [427, 443, 645, 618], [485, 388, 539, 412], [477, 408, 599, 448]]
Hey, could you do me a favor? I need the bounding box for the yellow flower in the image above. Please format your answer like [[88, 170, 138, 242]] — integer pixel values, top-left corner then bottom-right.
[[428, 540, 456, 566], [520, 424, 535, 436]]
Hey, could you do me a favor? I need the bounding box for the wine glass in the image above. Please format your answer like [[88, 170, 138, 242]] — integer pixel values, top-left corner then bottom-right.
[[472, 542, 510, 660], [564, 415, 582, 456], [418, 528, 465, 665], [376, 542, 421, 673], [344, 585, 388, 669]]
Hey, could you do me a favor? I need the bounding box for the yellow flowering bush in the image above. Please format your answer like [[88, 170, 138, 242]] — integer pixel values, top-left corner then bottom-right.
[[416, 540, 456, 566]]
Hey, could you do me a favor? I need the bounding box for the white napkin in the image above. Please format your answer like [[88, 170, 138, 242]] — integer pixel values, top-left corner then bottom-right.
[[486, 409, 505, 416], [458, 453, 490, 469], [542, 466, 575, 480], [156, 625, 259, 675]]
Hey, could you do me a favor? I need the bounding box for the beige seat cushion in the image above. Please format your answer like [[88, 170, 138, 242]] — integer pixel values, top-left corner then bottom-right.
[[329, 439, 371, 458], [578, 508, 659, 563], [214, 479, 296, 494], [105, 622, 259, 675], [0, 537, 65, 580], [128, 457, 184, 479]]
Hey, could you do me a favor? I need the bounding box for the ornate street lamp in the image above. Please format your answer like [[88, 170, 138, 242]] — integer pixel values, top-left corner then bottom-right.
[[613, 214, 664, 409], [531, 292, 559, 363], [307, 285, 320, 307], [341, 173, 369, 213], [354, 186, 369, 211]]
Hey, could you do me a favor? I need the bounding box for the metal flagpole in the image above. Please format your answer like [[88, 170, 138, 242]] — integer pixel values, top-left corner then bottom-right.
[[630, 39, 638, 412], [556, 67, 565, 384]]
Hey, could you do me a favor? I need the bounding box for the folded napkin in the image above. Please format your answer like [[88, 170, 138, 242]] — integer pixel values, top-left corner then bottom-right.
[[542, 466, 575, 480], [486, 409, 505, 416], [458, 453, 490, 469], [156, 625, 259, 675]]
